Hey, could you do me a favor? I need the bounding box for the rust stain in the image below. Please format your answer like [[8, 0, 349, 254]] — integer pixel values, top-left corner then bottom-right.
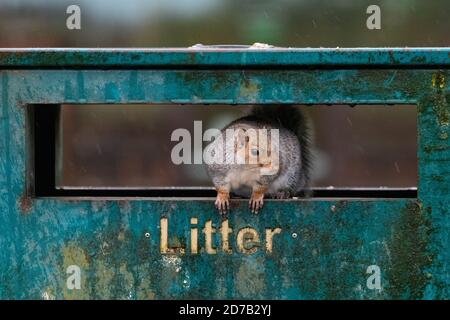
[[18, 195, 32, 214]]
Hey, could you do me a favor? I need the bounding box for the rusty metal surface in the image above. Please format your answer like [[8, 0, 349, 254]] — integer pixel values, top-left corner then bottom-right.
[[0, 48, 449, 299]]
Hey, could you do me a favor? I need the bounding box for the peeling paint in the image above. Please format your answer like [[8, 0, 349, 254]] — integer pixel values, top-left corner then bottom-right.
[[93, 259, 115, 299], [238, 77, 260, 103], [235, 257, 266, 298], [61, 243, 90, 300], [42, 288, 56, 300], [386, 202, 433, 299], [430, 72, 449, 127]]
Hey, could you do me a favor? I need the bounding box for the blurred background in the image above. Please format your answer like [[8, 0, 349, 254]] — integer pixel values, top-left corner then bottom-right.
[[59, 105, 417, 189], [0, 0, 448, 47], [1, 0, 443, 189]]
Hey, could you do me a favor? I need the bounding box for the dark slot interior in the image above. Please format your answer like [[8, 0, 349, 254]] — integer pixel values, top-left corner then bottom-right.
[[31, 104, 417, 199]]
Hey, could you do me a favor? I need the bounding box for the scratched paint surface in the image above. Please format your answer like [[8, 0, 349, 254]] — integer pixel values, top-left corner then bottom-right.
[[0, 47, 449, 67], [0, 49, 448, 299]]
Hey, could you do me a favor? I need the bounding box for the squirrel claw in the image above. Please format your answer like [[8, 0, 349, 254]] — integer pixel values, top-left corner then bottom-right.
[[215, 196, 229, 215], [249, 196, 264, 214]]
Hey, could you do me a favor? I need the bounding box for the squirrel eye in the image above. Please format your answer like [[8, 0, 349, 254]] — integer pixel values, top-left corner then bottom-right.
[[251, 149, 259, 156]]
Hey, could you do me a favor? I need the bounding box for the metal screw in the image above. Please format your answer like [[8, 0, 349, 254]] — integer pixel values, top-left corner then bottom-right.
[[144, 232, 150, 238], [291, 232, 298, 239], [330, 205, 337, 212]]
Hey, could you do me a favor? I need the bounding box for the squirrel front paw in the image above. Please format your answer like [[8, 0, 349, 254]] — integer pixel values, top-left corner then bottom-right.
[[249, 192, 265, 214], [215, 189, 230, 215]]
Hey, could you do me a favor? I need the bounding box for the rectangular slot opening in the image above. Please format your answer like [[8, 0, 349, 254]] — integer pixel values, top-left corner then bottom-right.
[[30, 104, 418, 199]]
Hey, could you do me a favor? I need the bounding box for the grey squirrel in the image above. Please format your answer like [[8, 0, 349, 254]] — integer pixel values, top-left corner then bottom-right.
[[205, 105, 312, 214]]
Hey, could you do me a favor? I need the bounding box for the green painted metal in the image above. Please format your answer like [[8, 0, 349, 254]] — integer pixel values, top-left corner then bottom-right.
[[0, 48, 448, 300], [0, 47, 449, 68]]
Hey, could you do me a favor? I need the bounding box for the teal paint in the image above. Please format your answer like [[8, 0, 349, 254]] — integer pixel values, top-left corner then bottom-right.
[[104, 83, 120, 103], [127, 71, 145, 102], [0, 48, 449, 67], [0, 48, 448, 300]]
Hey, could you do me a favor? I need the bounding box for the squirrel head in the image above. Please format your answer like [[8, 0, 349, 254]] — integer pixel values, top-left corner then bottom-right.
[[233, 126, 279, 175]]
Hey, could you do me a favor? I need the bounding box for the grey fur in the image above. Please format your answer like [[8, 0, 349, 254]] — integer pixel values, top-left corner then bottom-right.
[[205, 105, 312, 198]]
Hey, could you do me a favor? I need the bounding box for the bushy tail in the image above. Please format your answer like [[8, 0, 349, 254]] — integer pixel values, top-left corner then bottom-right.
[[250, 105, 313, 192]]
